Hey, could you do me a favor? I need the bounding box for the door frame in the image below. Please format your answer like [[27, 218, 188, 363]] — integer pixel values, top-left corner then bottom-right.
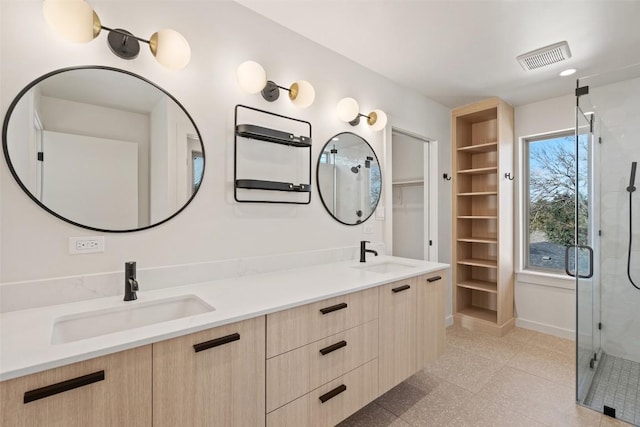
[[383, 126, 439, 262]]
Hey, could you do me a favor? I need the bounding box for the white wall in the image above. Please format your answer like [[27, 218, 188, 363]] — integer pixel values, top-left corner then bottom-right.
[[514, 78, 640, 346], [514, 93, 576, 338], [0, 2, 450, 286]]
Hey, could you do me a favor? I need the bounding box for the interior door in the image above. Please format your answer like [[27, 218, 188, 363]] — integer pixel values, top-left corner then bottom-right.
[[42, 131, 138, 229], [391, 130, 430, 260]]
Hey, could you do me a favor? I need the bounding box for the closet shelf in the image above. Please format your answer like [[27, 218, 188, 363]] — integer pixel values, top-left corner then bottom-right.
[[457, 191, 497, 196], [236, 124, 311, 147], [457, 258, 498, 268], [456, 142, 498, 153], [457, 306, 498, 323], [392, 179, 424, 186], [235, 179, 311, 193], [457, 237, 497, 244], [457, 166, 498, 175], [457, 280, 498, 293]]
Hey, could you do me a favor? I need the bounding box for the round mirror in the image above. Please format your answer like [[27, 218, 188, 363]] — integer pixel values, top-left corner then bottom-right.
[[2, 66, 205, 232], [317, 132, 382, 225]]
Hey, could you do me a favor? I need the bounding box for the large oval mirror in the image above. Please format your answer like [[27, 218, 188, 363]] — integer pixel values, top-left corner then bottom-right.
[[2, 66, 205, 232], [317, 132, 382, 225]]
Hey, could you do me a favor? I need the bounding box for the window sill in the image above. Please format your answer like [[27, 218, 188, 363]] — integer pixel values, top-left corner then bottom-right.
[[516, 270, 576, 290]]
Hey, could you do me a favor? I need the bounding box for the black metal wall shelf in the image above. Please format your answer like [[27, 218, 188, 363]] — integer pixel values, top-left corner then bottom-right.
[[234, 105, 312, 204], [236, 179, 310, 192], [236, 124, 311, 147]]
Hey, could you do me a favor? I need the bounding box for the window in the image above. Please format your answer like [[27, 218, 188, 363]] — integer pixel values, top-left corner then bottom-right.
[[524, 130, 590, 273]]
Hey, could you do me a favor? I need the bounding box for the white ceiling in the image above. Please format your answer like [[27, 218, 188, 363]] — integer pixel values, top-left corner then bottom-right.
[[237, 0, 640, 108]]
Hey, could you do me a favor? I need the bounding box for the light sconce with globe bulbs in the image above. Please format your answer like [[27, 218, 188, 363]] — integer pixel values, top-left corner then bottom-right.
[[42, 0, 191, 70], [336, 97, 387, 131], [236, 61, 316, 109]]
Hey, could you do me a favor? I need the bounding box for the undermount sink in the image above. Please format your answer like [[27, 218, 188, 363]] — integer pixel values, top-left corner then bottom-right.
[[51, 295, 215, 344], [353, 262, 415, 274]]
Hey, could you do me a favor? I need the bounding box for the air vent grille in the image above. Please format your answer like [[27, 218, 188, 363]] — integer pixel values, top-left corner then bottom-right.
[[517, 41, 572, 71]]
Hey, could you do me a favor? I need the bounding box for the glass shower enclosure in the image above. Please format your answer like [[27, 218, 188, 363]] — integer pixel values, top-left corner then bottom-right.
[[575, 70, 640, 426]]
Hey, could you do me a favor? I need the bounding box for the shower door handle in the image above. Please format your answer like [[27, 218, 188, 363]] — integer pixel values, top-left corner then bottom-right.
[[564, 245, 594, 279]]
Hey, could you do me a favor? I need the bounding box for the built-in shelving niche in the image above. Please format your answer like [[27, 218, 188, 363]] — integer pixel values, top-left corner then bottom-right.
[[234, 105, 312, 204]]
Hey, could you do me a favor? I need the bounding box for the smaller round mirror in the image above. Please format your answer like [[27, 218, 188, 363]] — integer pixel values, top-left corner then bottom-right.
[[317, 132, 382, 225]]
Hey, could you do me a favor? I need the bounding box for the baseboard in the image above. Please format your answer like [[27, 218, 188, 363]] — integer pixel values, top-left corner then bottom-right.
[[445, 315, 454, 327], [516, 318, 575, 340]]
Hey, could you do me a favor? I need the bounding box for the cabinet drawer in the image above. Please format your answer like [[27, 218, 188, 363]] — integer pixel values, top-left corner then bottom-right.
[[267, 319, 378, 412], [267, 287, 378, 357], [0, 345, 152, 427], [266, 358, 378, 427]]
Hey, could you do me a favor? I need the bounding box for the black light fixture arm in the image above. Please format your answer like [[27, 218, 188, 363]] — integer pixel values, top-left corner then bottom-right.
[[349, 113, 369, 126], [101, 25, 150, 44]]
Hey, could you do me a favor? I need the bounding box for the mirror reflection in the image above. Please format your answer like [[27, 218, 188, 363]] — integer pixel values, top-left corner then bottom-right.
[[3, 67, 204, 232], [317, 132, 381, 225]]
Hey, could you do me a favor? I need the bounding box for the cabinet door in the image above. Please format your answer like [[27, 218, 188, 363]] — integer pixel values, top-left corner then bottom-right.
[[378, 277, 417, 394], [416, 270, 447, 369], [153, 316, 266, 427], [0, 345, 152, 427]]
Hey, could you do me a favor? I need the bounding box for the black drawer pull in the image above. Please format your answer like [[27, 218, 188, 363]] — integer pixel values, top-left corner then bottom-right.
[[319, 384, 347, 403], [24, 371, 105, 404], [392, 284, 411, 293], [193, 333, 240, 353], [319, 340, 347, 356], [427, 275, 442, 283], [319, 302, 347, 315]]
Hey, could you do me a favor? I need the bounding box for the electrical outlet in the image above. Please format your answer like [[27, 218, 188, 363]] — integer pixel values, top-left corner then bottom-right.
[[375, 206, 385, 220], [69, 236, 105, 254], [363, 223, 374, 234]]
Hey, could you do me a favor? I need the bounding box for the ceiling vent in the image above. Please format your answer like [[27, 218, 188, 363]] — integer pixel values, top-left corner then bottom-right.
[[517, 41, 572, 71]]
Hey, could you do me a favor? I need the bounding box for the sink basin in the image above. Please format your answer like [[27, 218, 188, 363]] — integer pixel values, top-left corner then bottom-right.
[[353, 262, 415, 274], [51, 295, 215, 344]]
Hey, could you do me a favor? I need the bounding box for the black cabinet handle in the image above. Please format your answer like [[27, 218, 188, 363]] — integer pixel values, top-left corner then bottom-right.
[[392, 284, 411, 293], [319, 384, 347, 403], [193, 333, 240, 353], [319, 302, 347, 315], [24, 371, 105, 404], [319, 340, 347, 356], [427, 275, 442, 283]]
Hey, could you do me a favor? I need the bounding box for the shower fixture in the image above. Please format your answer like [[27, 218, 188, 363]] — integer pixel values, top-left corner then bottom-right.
[[626, 161, 640, 290], [351, 165, 361, 174]]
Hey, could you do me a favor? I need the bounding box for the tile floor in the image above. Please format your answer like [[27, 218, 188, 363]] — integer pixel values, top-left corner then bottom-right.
[[339, 324, 635, 427]]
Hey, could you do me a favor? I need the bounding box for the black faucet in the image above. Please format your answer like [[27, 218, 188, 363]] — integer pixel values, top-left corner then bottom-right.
[[124, 261, 139, 301], [360, 241, 378, 263]]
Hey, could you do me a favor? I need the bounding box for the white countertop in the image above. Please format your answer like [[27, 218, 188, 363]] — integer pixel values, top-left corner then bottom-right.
[[0, 256, 448, 381]]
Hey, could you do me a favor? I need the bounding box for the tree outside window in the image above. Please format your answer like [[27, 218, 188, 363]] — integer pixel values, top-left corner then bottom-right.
[[526, 132, 589, 272]]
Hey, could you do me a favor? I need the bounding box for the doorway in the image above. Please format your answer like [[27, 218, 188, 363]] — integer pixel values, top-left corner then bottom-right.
[[390, 129, 437, 261]]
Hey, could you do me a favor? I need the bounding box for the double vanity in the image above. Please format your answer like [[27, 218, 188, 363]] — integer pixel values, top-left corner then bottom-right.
[[0, 256, 448, 426]]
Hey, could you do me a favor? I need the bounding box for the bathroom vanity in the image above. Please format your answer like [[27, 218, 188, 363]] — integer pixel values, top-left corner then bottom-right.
[[0, 256, 448, 426]]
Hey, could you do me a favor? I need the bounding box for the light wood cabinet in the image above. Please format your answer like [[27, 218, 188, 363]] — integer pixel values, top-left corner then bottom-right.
[[452, 97, 515, 336], [416, 270, 447, 368], [152, 316, 265, 427], [378, 276, 418, 394], [0, 345, 152, 427]]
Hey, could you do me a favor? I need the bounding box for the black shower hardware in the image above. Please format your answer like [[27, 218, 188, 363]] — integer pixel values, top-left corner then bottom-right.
[[626, 162, 640, 290], [351, 165, 361, 173], [365, 156, 373, 168]]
